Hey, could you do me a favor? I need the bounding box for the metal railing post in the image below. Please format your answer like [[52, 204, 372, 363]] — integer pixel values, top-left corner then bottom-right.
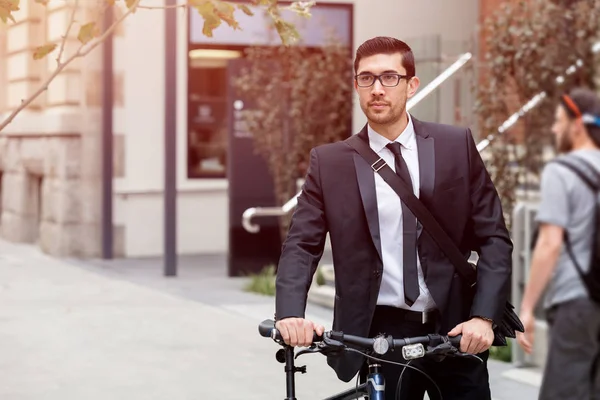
[[511, 201, 541, 367], [511, 203, 527, 367]]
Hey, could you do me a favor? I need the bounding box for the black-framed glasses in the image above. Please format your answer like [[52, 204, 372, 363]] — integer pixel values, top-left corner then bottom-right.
[[355, 73, 412, 88]]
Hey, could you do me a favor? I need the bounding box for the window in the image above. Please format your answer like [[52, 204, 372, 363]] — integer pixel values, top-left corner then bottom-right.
[[187, 46, 243, 178]]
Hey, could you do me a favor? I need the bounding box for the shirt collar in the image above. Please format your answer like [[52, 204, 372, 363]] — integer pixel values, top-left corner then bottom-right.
[[367, 113, 416, 154]]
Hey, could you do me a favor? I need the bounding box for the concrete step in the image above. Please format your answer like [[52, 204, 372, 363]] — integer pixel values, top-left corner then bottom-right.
[[308, 283, 335, 309], [308, 264, 335, 309], [319, 263, 335, 284], [308, 265, 333, 306]]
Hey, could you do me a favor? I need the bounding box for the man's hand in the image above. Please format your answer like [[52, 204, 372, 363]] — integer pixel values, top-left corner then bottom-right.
[[275, 318, 325, 347], [448, 317, 494, 354], [516, 310, 535, 354]]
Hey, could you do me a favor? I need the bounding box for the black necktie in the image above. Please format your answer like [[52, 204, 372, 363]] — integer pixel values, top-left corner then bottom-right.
[[386, 142, 420, 306]]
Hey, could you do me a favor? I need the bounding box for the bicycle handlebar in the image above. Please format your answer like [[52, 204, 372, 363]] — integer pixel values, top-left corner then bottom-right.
[[258, 319, 462, 356], [328, 330, 462, 350]]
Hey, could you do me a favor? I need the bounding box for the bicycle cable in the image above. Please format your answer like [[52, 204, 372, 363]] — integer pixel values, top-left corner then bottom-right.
[[345, 348, 443, 400], [394, 353, 484, 399], [396, 359, 412, 400]]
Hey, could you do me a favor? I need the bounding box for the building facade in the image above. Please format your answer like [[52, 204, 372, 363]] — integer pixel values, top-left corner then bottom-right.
[[0, 0, 489, 258]]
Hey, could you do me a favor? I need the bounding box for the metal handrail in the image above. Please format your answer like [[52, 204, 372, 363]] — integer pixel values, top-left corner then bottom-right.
[[477, 41, 600, 152], [242, 192, 300, 233], [242, 52, 474, 233], [407, 52, 473, 110]]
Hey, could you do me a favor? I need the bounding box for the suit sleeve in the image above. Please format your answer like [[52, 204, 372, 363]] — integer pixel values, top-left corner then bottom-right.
[[465, 128, 513, 324], [275, 148, 328, 320]]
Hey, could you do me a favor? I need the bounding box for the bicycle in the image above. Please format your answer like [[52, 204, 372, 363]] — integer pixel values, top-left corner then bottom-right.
[[258, 319, 482, 400]]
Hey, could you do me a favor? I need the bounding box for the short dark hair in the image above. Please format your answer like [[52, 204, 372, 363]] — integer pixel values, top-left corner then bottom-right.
[[354, 36, 415, 76], [562, 87, 600, 144]]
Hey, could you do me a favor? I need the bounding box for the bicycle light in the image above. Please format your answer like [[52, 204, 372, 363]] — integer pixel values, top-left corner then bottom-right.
[[402, 343, 425, 360], [373, 336, 390, 355]]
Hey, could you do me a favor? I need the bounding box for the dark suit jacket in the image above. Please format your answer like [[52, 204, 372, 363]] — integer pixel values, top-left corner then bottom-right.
[[275, 117, 513, 382]]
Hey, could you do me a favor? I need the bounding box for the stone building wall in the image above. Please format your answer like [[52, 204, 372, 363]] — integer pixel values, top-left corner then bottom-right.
[[0, 133, 85, 255], [0, 0, 124, 258]]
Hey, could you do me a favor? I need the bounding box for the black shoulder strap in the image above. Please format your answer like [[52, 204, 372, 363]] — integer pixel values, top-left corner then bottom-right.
[[346, 134, 477, 286]]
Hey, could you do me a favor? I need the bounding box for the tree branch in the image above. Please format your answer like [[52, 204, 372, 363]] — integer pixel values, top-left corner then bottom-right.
[[0, 0, 141, 132], [78, 0, 140, 57], [56, 0, 79, 65], [137, 3, 187, 10]]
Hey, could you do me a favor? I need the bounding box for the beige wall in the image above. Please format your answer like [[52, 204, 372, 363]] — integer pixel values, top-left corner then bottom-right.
[[113, 3, 229, 257], [0, 24, 7, 114]]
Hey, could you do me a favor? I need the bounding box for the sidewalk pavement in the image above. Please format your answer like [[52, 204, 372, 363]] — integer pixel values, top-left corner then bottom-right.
[[0, 240, 541, 399]]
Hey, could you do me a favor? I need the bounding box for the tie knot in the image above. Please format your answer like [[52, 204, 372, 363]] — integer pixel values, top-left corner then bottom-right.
[[386, 142, 403, 157]]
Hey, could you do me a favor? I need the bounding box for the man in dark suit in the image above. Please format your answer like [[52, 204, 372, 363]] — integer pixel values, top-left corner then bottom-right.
[[274, 36, 512, 400]]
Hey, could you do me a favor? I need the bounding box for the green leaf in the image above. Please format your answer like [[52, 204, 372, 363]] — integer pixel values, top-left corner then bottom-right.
[[0, 0, 19, 23], [77, 22, 97, 45], [193, 1, 221, 37], [0, 9, 14, 23], [125, 0, 137, 11], [273, 18, 300, 46], [214, 1, 239, 29], [237, 3, 253, 16], [286, 0, 314, 17], [32, 43, 57, 60]]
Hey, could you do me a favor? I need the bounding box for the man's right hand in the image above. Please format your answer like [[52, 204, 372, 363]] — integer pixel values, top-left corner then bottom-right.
[[275, 318, 325, 347]]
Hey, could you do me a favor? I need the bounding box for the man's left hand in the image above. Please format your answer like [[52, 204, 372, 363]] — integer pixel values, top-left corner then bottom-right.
[[516, 311, 535, 354], [448, 317, 494, 354]]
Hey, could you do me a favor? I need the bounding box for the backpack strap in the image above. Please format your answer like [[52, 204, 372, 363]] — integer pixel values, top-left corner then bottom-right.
[[550, 156, 600, 286], [553, 157, 600, 192]]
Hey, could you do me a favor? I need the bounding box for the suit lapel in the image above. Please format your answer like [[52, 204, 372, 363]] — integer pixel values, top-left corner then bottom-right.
[[412, 116, 435, 238], [353, 127, 383, 262]]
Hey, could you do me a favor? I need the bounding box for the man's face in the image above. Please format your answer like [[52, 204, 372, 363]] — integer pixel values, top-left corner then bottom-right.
[[551, 105, 575, 153], [354, 53, 419, 127]]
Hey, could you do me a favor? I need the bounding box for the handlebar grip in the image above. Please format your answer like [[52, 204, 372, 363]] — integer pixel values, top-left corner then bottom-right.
[[258, 319, 324, 343], [259, 319, 276, 338], [448, 334, 462, 349]]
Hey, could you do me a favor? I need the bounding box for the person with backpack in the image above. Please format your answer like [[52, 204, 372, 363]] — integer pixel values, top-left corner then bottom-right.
[[517, 87, 600, 400]]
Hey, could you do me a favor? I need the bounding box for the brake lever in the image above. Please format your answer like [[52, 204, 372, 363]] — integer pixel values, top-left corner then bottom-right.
[[295, 345, 323, 359], [294, 335, 346, 359], [452, 352, 484, 363], [425, 342, 459, 362], [426, 342, 484, 364]]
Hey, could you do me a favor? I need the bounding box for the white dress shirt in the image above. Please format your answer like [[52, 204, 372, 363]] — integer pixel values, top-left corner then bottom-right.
[[368, 114, 436, 312]]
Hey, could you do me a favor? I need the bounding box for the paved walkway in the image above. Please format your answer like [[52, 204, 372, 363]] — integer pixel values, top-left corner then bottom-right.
[[0, 240, 541, 399]]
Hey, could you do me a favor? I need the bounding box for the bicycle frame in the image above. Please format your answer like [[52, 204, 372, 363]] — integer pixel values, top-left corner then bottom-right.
[[282, 346, 384, 400]]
